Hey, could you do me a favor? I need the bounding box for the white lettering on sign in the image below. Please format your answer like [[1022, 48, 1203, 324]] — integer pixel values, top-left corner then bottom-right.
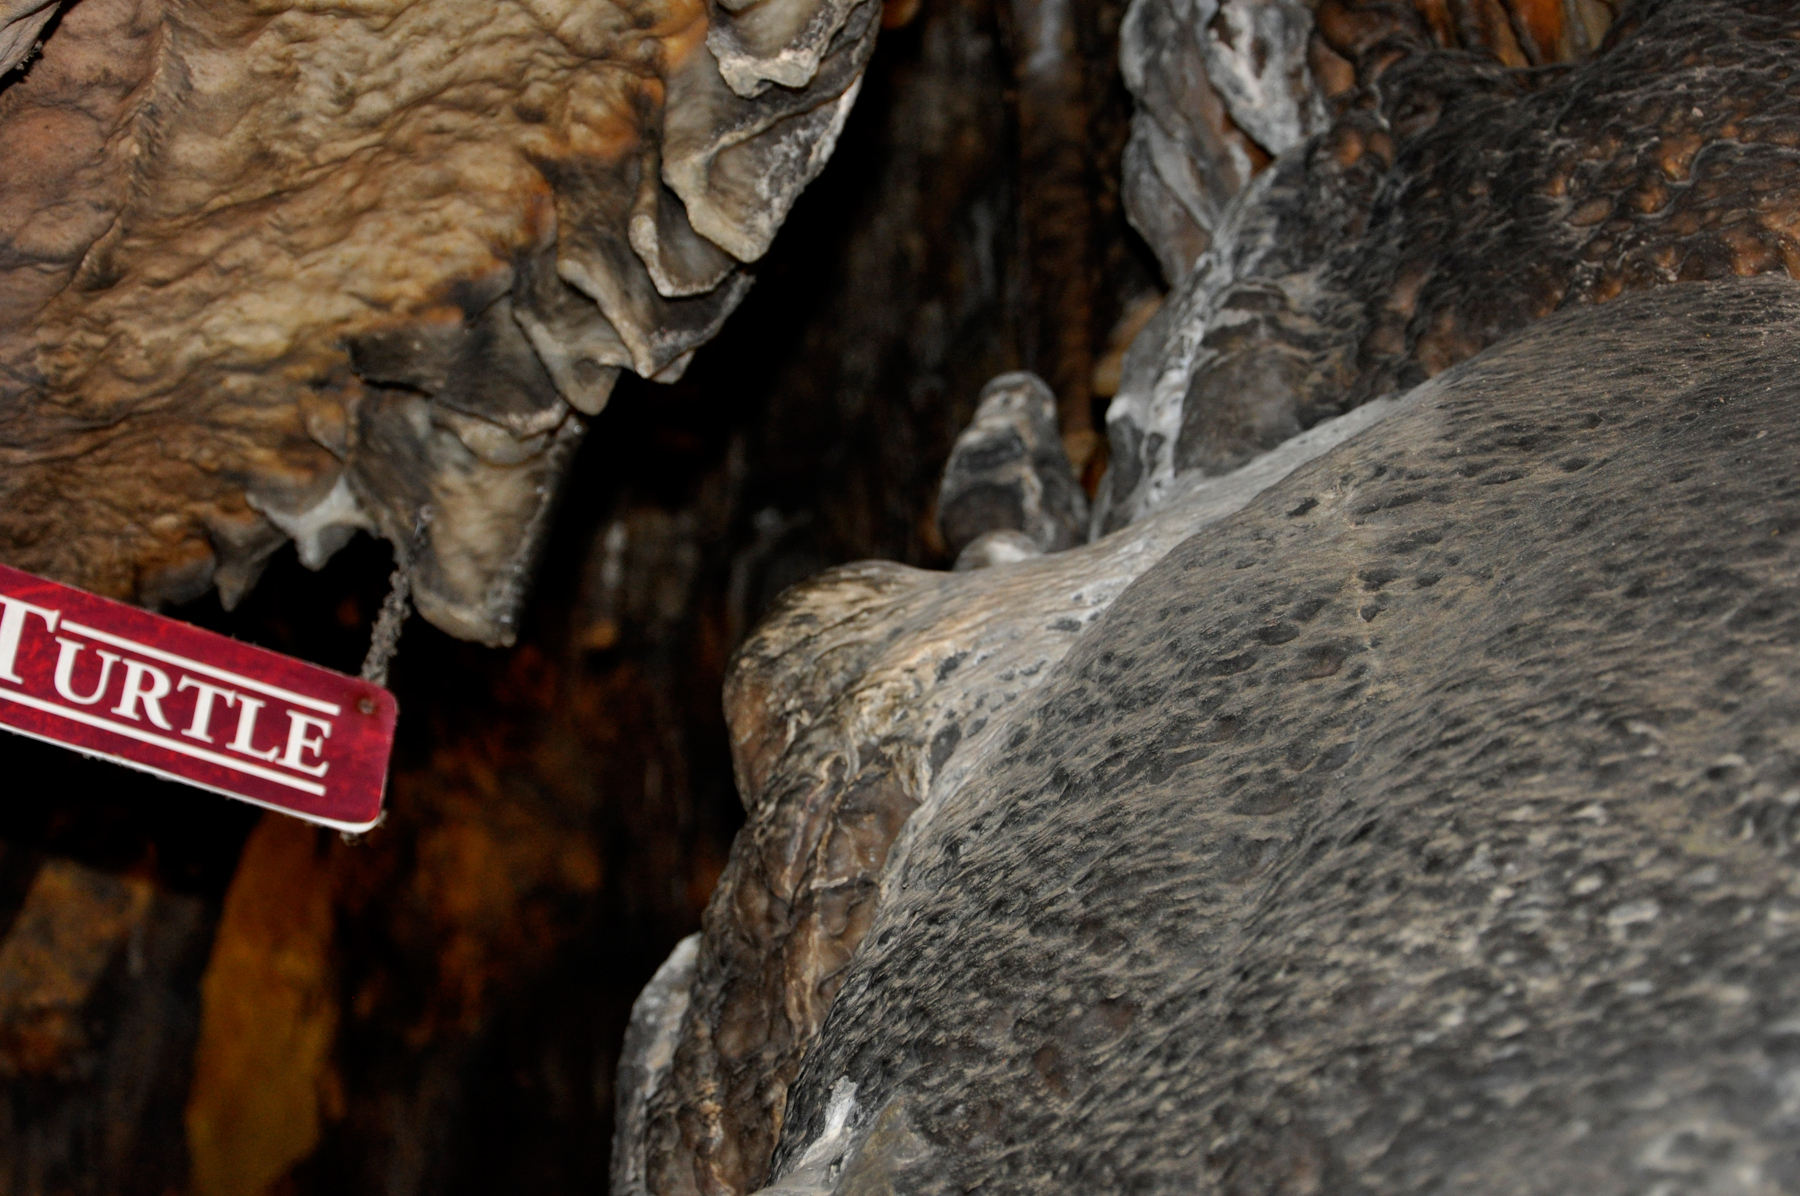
[[0, 595, 59, 684], [53, 638, 118, 705], [176, 677, 236, 743], [229, 695, 281, 762], [0, 590, 340, 797], [112, 660, 175, 728], [282, 712, 332, 777]]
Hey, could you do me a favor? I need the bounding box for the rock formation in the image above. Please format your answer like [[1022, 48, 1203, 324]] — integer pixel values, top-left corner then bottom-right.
[[0, 0, 878, 645], [1104, 0, 1799, 528], [0, 2, 59, 76], [1118, 0, 1631, 292], [641, 269, 1800, 1196], [761, 271, 1800, 1195], [937, 371, 1089, 567], [628, 381, 1400, 1196], [5, 0, 1798, 1191], [619, 2, 1800, 1192], [0, 0, 1080, 1185]]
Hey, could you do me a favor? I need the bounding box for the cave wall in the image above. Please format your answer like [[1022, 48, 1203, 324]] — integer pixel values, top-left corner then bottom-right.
[[0, 0, 1148, 1186], [615, 2, 1800, 1193]]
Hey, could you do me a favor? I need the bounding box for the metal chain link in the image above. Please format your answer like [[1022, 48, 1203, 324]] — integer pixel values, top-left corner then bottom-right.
[[359, 506, 433, 688]]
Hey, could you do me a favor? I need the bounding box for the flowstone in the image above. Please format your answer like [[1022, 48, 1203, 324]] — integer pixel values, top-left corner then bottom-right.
[[0, 0, 877, 643], [628, 275, 1800, 1195]]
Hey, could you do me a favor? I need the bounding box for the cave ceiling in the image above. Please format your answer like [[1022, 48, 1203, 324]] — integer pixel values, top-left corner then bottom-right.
[[0, 0, 875, 645]]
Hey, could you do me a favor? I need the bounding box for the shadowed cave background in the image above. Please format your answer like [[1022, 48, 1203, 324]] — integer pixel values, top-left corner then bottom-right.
[[0, 0, 1155, 1187]]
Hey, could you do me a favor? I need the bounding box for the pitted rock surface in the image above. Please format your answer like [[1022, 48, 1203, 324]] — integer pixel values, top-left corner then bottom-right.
[[635, 390, 1402, 1196], [1102, 0, 1800, 531], [763, 277, 1800, 1194], [1118, 0, 1628, 291]]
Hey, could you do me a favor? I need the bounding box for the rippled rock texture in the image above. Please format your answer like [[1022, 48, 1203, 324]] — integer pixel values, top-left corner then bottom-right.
[[1119, 0, 1630, 290], [0, 0, 876, 644], [0, 0, 1093, 1186], [627, 383, 1400, 1196]]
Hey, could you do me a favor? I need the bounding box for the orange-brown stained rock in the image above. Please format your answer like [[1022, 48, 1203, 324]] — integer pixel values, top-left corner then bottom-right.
[[185, 816, 340, 1196], [633, 381, 1413, 1195], [1119, 0, 1621, 310], [0, 857, 153, 1080], [183, 675, 618, 1192], [1313, 0, 1623, 98], [1102, 0, 1800, 530], [641, 562, 930, 1196]]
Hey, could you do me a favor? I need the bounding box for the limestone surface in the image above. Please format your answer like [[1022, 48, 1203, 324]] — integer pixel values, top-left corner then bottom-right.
[[936, 371, 1089, 564], [630, 382, 1403, 1194], [616, 2, 1800, 1186], [0, 1, 58, 76], [0, 0, 875, 643]]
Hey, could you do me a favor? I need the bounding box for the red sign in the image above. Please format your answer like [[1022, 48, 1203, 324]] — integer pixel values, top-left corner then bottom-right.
[[0, 563, 395, 832]]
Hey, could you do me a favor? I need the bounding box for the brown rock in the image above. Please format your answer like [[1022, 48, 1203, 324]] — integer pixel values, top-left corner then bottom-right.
[[184, 816, 340, 1196], [1102, 0, 1799, 529], [0, 0, 877, 643], [0, 858, 152, 1080]]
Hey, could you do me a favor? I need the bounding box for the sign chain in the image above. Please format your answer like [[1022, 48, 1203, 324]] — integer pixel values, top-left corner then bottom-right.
[[359, 506, 433, 689]]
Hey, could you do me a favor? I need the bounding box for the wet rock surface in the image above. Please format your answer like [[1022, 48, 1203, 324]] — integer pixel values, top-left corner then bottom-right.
[[758, 276, 1800, 1194], [1116, 0, 1631, 293], [4, 0, 1795, 1192], [0, 0, 1109, 1183], [634, 384, 1400, 1196], [620, 4, 1800, 1189]]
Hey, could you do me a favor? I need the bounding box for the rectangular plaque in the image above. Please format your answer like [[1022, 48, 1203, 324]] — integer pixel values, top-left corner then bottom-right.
[[0, 563, 395, 831]]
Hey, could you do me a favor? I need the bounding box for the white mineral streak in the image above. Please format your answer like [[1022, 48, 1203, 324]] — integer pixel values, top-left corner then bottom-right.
[[1119, 0, 1248, 282], [668, 71, 866, 263], [711, 0, 870, 97], [249, 475, 375, 572], [728, 388, 1414, 1196], [879, 389, 1408, 904], [1200, 0, 1326, 157], [611, 935, 701, 1196], [1117, 0, 1320, 283], [750, 1079, 861, 1195], [1098, 160, 1290, 528], [1105, 0, 1337, 531]]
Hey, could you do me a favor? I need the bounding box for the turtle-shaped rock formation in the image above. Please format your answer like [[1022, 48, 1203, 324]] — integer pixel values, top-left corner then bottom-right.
[[614, 2, 1800, 1192]]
